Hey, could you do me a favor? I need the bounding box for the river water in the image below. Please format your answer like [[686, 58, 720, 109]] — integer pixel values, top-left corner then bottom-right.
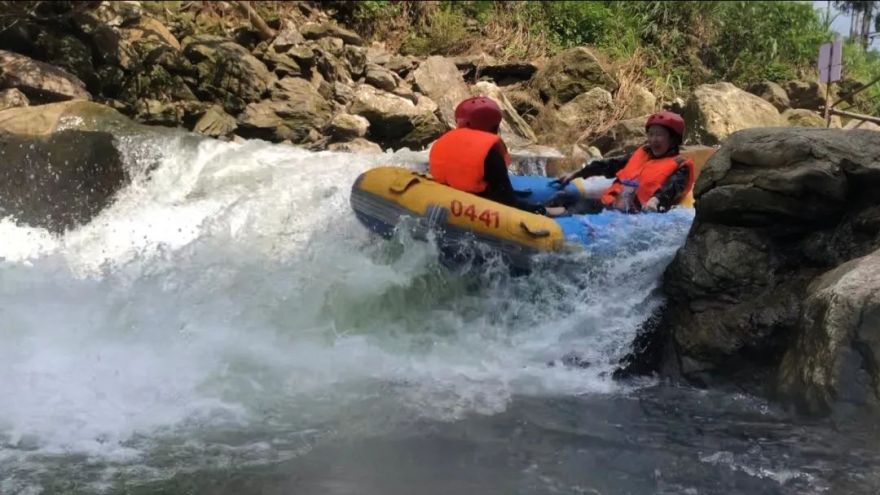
[[1, 133, 877, 494]]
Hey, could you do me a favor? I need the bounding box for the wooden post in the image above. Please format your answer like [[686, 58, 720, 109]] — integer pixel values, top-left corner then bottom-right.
[[824, 80, 832, 127]]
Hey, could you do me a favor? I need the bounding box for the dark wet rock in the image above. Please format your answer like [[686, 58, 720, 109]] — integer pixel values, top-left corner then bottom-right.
[[778, 249, 880, 414], [651, 127, 880, 414], [0, 130, 125, 233]]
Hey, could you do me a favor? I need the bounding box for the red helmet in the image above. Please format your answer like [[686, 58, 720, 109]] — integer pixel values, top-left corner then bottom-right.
[[645, 111, 685, 138], [454, 96, 503, 132]]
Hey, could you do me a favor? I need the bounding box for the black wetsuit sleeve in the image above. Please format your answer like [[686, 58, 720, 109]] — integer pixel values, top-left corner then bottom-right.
[[575, 153, 632, 179], [653, 166, 691, 210], [482, 147, 547, 214]]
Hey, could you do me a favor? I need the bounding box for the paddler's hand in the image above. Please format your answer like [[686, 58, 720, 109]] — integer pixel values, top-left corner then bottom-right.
[[544, 206, 568, 217], [550, 171, 578, 188], [642, 197, 662, 213]]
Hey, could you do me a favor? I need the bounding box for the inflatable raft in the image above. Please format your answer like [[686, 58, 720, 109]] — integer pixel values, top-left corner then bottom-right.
[[350, 147, 714, 271]]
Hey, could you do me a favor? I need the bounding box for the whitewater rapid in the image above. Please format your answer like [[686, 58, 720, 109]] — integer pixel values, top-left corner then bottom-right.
[[0, 132, 694, 492]]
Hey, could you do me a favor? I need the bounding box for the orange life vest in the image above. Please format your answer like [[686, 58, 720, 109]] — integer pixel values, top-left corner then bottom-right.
[[429, 127, 511, 194], [600, 146, 696, 208]]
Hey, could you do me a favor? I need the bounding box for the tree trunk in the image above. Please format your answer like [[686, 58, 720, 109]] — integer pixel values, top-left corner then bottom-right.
[[233, 0, 276, 41], [850, 7, 857, 40], [861, 2, 874, 50]]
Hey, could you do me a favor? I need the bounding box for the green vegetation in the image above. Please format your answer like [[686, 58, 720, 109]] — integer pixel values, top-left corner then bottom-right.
[[333, 1, 880, 113], [840, 42, 880, 115]]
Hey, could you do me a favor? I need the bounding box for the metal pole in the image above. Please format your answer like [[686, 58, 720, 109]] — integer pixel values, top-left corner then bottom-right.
[[829, 108, 880, 125], [824, 41, 833, 127]]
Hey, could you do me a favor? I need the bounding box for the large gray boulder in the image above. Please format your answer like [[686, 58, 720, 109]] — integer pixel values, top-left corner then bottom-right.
[[411, 56, 471, 130], [300, 22, 364, 46], [532, 47, 617, 105], [470, 81, 537, 146], [192, 105, 237, 137], [455, 53, 538, 85], [182, 35, 276, 113], [655, 128, 880, 414], [781, 108, 826, 128], [365, 63, 399, 92], [747, 81, 791, 112], [343, 45, 367, 79], [778, 249, 880, 414], [270, 28, 307, 53], [326, 113, 369, 141], [555, 87, 613, 129], [844, 119, 880, 131], [122, 15, 181, 50], [622, 84, 656, 119], [260, 48, 303, 78], [365, 43, 392, 66], [118, 64, 198, 107], [237, 77, 332, 143], [0, 100, 133, 136], [0, 50, 91, 103], [684, 82, 784, 145], [349, 84, 444, 149], [311, 42, 353, 85], [504, 88, 543, 123], [587, 116, 647, 156]]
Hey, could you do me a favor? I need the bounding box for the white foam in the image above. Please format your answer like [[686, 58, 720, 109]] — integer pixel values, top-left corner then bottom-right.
[[0, 133, 693, 487]]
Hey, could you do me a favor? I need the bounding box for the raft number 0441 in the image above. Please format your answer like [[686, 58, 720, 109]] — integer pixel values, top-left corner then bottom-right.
[[450, 199, 500, 228]]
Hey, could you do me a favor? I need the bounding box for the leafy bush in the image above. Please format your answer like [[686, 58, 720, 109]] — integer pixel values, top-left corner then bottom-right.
[[840, 41, 880, 115], [536, 1, 615, 48], [707, 1, 831, 83], [400, 5, 470, 56]]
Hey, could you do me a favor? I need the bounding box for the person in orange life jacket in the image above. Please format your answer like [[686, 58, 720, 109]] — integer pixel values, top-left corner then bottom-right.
[[548, 111, 695, 215], [429, 96, 548, 215]]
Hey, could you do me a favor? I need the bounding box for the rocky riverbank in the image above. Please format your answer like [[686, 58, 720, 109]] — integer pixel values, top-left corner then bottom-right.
[[2, 1, 876, 158]]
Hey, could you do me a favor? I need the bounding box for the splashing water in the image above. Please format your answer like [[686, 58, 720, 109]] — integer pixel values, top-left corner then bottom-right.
[[3, 132, 874, 495]]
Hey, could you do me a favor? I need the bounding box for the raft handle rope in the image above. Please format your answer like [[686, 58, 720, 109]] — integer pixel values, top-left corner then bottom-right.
[[519, 221, 550, 238], [389, 177, 421, 194]]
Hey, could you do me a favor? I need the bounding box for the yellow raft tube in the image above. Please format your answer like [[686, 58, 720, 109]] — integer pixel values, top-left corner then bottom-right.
[[350, 146, 714, 270], [351, 166, 567, 269]]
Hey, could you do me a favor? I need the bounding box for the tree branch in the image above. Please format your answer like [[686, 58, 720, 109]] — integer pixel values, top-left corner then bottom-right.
[[233, 0, 275, 41]]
